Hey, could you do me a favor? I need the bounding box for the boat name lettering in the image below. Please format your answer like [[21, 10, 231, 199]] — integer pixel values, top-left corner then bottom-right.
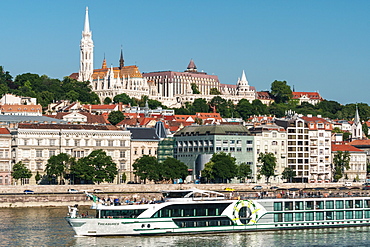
[[98, 222, 119, 226]]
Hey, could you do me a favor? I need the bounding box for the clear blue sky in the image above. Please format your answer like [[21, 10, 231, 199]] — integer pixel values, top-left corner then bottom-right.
[[1, 1, 370, 105]]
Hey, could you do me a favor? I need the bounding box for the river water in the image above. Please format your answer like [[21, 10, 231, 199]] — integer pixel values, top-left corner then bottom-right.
[[1, 207, 370, 247]]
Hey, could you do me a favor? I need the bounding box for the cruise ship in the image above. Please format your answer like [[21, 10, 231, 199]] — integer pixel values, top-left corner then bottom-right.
[[66, 188, 370, 236]]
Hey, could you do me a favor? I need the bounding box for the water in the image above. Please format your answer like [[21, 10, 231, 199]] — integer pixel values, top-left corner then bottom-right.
[[0, 207, 369, 247]]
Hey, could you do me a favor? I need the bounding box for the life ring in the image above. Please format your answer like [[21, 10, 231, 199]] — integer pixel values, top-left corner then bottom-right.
[[232, 200, 260, 225]]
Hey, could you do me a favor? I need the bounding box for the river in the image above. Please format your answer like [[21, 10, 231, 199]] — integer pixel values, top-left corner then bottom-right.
[[0, 207, 369, 247]]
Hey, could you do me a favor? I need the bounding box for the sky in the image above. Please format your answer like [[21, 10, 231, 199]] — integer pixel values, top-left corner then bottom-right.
[[1, 1, 370, 105]]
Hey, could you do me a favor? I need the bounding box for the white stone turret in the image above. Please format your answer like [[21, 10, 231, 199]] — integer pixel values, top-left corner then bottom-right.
[[78, 7, 94, 82], [236, 70, 250, 95]]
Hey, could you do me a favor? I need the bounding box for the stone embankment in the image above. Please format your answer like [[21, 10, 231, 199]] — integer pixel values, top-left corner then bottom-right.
[[0, 183, 363, 208]]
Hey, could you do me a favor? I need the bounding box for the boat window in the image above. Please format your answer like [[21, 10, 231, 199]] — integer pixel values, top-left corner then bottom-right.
[[284, 213, 293, 222], [325, 201, 334, 209], [274, 213, 283, 222], [151, 203, 231, 218], [162, 191, 191, 198], [365, 200, 370, 208], [364, 210, 370, 218], [355, 200, 363, 208], [173, 217, 233, 228], [274, 202, 282, 211], [285, 202, 293, 210], [336, 200, 344, 209], [355, 211, 363, 219], [306, 201, 314, 210], [100, 209, 146, 218], [336, 211, 344, 220], [345, 200, 353, 209], [316, 201, 324, 209], [295, 201, 304, 210], [345, 211, 353, 219], [305, 212, 314, 221], [325, 211, 333, 220], [316, 212, 324, 221], [295, 212, 304, 221]]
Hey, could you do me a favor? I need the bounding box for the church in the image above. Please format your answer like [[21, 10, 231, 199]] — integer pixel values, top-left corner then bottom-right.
[[71, 7, 257, 108]]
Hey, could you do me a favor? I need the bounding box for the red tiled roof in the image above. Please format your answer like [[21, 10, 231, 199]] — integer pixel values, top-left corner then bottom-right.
[[331, 144, 364, 152], [292, 92, 323, 100], [0, 128, 10, 134], [44, 112, 109, 124], [82, 104, 118, 110], [348, 139, 370, 146], [18, 123, 118, 130]]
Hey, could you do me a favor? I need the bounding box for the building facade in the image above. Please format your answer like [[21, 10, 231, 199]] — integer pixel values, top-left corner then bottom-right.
[[11, 123, 131, 185], [0, 128, 11, 185], [174, 125, 255, 181]]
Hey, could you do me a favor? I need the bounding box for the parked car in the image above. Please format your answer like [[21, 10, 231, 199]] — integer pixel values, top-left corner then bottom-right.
[[253, 186, 263, 190], [270, 186, 279, 190], [67, 189, 79, 193], [363, 183, 370, 186], [344, 182, 352, 187], [24, 190, 34, 194], [94, 189, 103, 193]]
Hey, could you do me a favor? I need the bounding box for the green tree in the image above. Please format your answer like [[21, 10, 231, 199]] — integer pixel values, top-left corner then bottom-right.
[[45, 153, 74, 184], [257, 152, 277, 183], [113, 93, 136, 105], [108, 111, 125, 125], [271, 80, 292, 104], [251, 99, 268, 116], [81, 150, 118, 184], [363, 122, 369, 138], [237, 162, 252, 183], [133, 155, 160, 183], [104, 97, 112, 104], [210, 87, 221, 95], [11, 162, 32, 185], [236, 98, 253, 120], [282, 167, 296, 183], [201, 161, 215, 183], [148, 99, 165, 109], [191, 83, 200, 94], [191, 98, 209, 113], [35, 171, 41, 184], [160, 157, 188, 183], [210, 152, 237, 183], [333, 151, 350, 181]]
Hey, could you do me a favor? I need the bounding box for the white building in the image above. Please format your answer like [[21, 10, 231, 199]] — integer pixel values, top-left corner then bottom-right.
[[12, 123, 131, 185]]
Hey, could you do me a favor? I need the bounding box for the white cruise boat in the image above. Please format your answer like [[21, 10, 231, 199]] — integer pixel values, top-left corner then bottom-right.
[[66, 188, 370, 236]]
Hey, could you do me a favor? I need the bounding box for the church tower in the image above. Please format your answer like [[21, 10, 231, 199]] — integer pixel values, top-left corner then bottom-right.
[[78, 7, 94, 82], [351, 105, 363, 140]]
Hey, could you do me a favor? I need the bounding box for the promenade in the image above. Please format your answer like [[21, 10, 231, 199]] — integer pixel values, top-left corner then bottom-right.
[[0, 182, 365, 208]]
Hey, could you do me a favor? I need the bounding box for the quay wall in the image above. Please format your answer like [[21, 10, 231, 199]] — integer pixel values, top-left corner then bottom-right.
[[0, 183, 364, 208]]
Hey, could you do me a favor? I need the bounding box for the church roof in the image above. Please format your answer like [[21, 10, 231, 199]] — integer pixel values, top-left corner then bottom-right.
[[91, 65, 143, 79], [187, 59, 197, 70]]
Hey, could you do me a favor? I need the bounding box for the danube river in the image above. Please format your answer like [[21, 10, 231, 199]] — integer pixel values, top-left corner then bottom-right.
[[1, 207, 370, 247]]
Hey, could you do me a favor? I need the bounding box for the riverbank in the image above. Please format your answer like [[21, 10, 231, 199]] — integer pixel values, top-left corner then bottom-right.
[[0, 182, 364, 208]]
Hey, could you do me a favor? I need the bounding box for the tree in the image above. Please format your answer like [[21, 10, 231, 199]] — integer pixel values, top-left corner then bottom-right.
[[210, 87, 221, 95], [236, 99, 253, 120], [270, 80, 292, 104], [108, 111, 125, 125], [113, 93, 136, 105], [333, 151, 350, 181], [237, 163, 252, 183], [191, 83, 200, 94], [71, 150, 118, 184], [257, 152, 277, 184], [45, 153, 75, 184], [209, 152, 237, 183], [160, 157, 188, 183], [11, 162, 32, 185], [282, 167, 296, 183], [35, 171, 41, 184], [201, 161, 215, 183], [191, 98, 209, 113], [103, 97, 112, 104], [133, 155, 160, 183]]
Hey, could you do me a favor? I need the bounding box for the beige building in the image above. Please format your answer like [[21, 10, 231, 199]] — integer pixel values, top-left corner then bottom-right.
[[249, 124, 287, 183], [12, 123, 131, 185], [0, 128, 11, 185], [127, 128, 160, 182], [332, 144, 367, 182]]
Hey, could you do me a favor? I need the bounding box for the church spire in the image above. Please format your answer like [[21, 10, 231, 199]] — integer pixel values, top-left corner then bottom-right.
[[78, 6, 94, 82], [102, 54, 107, 69], [185, 59, 197, 72], [84, 7, 90, 33], [119, 46, 124, 69], [355, 104, 361, 125]]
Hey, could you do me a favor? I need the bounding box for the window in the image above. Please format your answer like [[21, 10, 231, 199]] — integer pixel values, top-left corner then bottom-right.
[[345, 211, 353, 219], [295, 201, 304, 210], [108, 140, 114, 147], [355, 200, 363, 208], [345, 200, 353, 209], [274, 202, 282, 211], [36, 150, 42, 157], [49, 150, 56, 157], [74, 140, 80, 146], [284, 213, 293, 222], [326, 211, 334, 220], [316, 212, 324, 221], [326, 201, 334, 209], [50, 139, 55, 146], [295, 212, 304, 221], [274, 213, 283, 222], [285, 202, 293, 210], [336, 211, 344, 220], [96, 140, 102, 146], [355, 211, 363, 219], [120, 140, 125, 146], [305, 212, 314, 221]]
